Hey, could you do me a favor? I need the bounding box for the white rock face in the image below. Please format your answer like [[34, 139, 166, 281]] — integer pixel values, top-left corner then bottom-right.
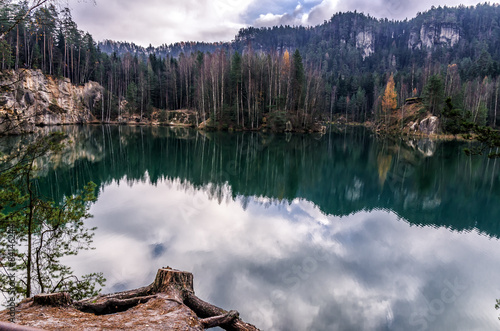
[[418, 115, 440, 135], [439, 25, 459, 46], [420, 24, 436, 49], [408, 30, 422, 50], [356, 30, 374, 59], [0, 69, 103, 134], [408, 23, 459, 50]]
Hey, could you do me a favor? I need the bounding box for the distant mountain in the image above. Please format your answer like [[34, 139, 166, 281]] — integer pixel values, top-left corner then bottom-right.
[[99, 3, 500, 72], [98, 40, 232, 59]]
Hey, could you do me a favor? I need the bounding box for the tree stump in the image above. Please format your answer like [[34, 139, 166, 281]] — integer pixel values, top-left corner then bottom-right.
[[152, 267, 194, 295], [33, 292, 72, 307]]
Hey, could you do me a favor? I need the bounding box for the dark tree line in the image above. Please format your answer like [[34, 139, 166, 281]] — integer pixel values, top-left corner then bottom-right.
[[2, 3, 500, 130], [0, 3, 324, 130]]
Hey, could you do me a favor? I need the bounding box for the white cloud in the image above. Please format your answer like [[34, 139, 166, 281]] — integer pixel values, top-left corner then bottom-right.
[[67, 0, 500, 47], [254, 2, 309, 27], [252, 0, 497, 29], [69, 0, 255, 46]]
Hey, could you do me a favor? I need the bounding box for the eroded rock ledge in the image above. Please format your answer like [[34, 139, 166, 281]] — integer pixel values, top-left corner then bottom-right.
[[0, 268, 259, 331]]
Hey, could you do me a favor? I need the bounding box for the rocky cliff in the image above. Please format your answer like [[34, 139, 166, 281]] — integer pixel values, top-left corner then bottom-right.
[[408, 23, 460, 50], [0, 70, 103, 135], [356, 29, 375, 59]]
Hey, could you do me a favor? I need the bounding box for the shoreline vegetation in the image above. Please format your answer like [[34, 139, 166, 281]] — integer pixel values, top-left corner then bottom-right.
[[73, 109, 481, 143], [15, 112, 480, 142]]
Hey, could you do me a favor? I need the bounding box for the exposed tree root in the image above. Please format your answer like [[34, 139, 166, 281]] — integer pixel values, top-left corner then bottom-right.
[[75, 295, 157, 315], [200, 310, 240, 328]]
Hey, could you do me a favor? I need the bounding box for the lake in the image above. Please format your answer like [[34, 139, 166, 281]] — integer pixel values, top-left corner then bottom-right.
[[3, 125, 500, 330]]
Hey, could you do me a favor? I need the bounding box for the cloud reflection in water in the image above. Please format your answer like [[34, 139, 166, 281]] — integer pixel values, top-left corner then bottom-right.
[[66, 175, 500, 330]]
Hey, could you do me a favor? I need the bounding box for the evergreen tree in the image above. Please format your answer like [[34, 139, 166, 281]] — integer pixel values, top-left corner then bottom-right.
[[423, 75, 445, 116], [0, 133, 104, 300]]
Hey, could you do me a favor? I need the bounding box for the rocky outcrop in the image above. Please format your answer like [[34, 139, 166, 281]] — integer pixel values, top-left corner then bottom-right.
[[198, 118, 216, 130], [356, 29, 374, 59], [418, 115, 440, 135], [0, 69, 103, 135], [407, 115, 440, 135], [165, 109, 198, 127], [408, 23, 459, 50]]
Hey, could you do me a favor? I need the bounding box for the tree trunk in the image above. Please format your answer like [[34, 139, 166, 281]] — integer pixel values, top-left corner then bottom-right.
[[494, 80, 498, 128], [26, 164, 33, 298]]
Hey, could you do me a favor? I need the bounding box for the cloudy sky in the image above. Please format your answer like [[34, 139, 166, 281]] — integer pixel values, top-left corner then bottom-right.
[[67, 0, 494, 46]]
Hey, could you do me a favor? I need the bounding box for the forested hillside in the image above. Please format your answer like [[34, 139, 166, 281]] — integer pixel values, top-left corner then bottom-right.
[[1, 3, 500, 131]]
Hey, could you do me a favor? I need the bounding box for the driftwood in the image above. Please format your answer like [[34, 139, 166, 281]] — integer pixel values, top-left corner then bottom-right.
[[19, 267, 259, 330]]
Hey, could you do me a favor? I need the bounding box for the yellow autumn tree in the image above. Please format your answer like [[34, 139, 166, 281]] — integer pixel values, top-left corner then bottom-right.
[[282, 50, 290, 74], [381, 73, 397, 124], [280, 50, 291, 111]]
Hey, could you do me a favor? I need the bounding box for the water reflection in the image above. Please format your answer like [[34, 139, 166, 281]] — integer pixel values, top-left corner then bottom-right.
[[25, 125, 500, 237], [66, 176, 500, 330], [2, 125, 500, 330]]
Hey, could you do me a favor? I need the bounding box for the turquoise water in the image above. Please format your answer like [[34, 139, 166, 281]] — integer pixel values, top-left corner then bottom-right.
[[5, 125, 500, 330]]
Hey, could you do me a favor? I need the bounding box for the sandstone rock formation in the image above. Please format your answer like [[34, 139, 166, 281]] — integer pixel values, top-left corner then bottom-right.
[[408, 23, 460, 50], [418, 115, 440, 135], [0, 70, 103, 135], [356, 29, 375, 59]]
